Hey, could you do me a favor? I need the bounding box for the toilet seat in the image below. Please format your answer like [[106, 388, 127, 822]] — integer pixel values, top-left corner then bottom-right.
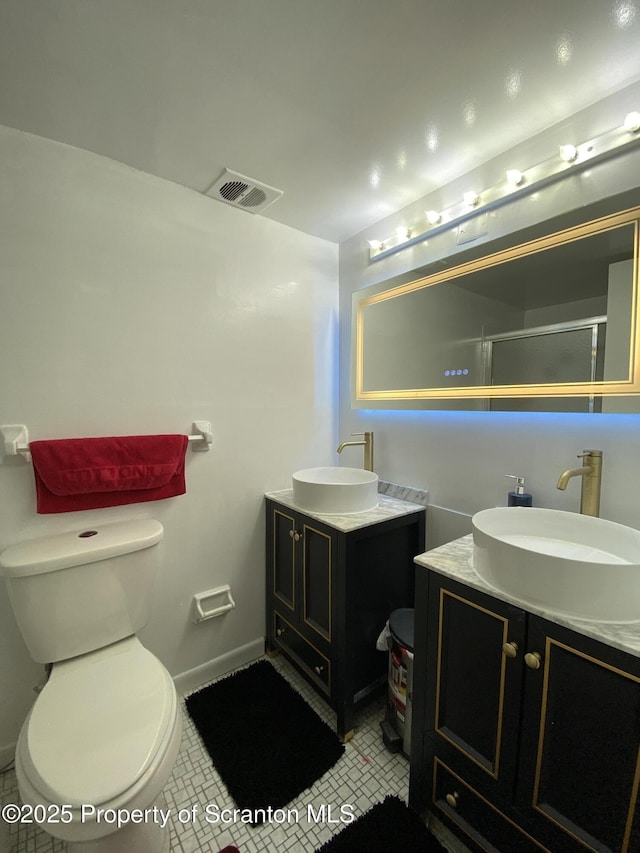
[[19, 637, 177, 807]]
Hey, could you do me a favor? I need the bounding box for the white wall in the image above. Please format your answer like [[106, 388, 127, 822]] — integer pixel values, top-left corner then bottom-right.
[[0, 126, 338, 758], [339, 85, 640, 547]]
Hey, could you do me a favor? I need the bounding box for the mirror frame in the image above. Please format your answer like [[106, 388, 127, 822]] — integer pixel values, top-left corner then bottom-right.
[[354, 206, 640, 404]]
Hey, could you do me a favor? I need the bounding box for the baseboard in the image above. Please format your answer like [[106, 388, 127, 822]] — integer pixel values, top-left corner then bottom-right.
[[173, 637, 265, 696]]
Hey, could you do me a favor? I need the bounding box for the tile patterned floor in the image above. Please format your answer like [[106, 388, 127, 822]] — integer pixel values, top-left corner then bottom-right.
[[1, 654, 467, 852]]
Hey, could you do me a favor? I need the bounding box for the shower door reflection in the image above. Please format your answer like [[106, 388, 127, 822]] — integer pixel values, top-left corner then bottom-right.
[[485, 319, 606, 412]]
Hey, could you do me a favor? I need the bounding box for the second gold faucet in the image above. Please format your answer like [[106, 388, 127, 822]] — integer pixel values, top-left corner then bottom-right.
[[337, 431, 374, 472], [556, 449, 603, 517]]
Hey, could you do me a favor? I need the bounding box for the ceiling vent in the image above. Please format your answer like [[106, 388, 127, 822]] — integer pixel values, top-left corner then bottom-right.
[[205, 168, 283, 214]]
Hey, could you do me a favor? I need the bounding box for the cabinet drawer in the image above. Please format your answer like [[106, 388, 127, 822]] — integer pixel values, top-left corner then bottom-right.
[[273, 612, 331, 695], [433, 758, 550, 853]]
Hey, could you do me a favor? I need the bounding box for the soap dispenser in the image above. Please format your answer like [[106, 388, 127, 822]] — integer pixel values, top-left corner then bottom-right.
[[505, 474, 533, 507]]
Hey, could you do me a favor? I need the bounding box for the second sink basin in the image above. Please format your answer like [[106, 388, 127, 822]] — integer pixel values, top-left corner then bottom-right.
[[292, 467, 379, 514], [472, 507, 640, 622]]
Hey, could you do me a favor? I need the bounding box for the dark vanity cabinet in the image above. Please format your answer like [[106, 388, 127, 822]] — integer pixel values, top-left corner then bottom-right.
[[265, 497, 425, 740], [410, 572, 640, 853]]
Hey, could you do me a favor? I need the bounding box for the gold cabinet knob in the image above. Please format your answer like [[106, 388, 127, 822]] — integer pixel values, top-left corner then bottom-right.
[[445, 791, 459, 809], [502, 641, 519, 658], [276, 627, 285, 637], [525, 651, 542, 670], [294, 532, 302, 541], [289, 528, 295, 539], [314, 665, 324, 675]]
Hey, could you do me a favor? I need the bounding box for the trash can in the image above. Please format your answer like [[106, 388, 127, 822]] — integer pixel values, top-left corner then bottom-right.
[[380, 607, 414, 757]]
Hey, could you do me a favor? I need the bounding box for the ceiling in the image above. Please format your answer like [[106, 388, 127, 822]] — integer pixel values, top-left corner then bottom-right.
[[1, 0, 640, 243]]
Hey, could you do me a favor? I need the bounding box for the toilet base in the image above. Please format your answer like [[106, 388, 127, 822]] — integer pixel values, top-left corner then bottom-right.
[[68, 795, 170, 853]]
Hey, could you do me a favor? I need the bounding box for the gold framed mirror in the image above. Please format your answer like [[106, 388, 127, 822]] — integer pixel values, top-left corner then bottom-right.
[[353, 206, 640, 412]]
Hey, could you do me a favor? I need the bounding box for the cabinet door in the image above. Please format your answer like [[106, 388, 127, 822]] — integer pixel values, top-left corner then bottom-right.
[[271, 507, 297, 612], [519, 616, 640, 853], [427, 575, 526, 802], [267, 505, 335, 693], [301, 522, 333, 642]]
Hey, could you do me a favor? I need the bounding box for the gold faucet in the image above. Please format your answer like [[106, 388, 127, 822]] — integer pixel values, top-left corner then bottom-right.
[[556, 449, 603, 517], [337, 432, 374, 472]]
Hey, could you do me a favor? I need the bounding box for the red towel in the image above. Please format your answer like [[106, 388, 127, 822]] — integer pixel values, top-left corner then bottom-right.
[[30, 434, 189, 514]]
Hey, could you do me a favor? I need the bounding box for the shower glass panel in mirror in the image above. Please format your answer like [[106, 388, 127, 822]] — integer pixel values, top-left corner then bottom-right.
[[353, 196, 640, 413]]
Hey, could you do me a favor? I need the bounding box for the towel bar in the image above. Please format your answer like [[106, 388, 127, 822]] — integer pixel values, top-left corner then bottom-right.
[[0, 421, 213, 462]]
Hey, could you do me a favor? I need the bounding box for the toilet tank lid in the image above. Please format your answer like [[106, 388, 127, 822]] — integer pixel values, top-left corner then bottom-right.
[[0, 519, 163, 578]]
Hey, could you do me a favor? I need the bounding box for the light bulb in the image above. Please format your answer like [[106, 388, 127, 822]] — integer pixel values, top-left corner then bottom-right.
[[368, 239, 383, 251], [560, 144, 578, 162], [506, 169, 524, 186], [624, 111, 640, 132], [463, 191, 479, 206], [396, 226, 410, 242], [426, 210, 441, 225]]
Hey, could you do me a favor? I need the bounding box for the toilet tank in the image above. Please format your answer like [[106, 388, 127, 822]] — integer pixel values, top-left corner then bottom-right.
[[0, 519, 163, 663]]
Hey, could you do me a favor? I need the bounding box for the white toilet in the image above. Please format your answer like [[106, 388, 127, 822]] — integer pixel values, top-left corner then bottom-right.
[[0, 519, 182, 852]]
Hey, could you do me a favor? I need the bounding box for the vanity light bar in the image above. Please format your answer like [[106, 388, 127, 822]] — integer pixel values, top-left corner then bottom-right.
[[368, 111, 640, 262]]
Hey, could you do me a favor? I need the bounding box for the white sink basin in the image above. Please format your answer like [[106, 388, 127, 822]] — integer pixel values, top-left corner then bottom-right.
[[291, 467, 379, 515], [472, 507, 640, 622]]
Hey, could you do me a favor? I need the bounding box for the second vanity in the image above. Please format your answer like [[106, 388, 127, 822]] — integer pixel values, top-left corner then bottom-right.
[[409, 535, 640, 853], [265, 487, 426, 740]]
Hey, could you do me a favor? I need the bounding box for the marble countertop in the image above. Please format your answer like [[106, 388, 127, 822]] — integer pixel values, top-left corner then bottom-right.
[[265, 489, 426, 533], [415, 534, 640, 658]]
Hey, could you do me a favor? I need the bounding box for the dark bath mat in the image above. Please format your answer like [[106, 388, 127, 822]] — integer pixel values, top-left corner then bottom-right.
[[185, 660, 344, 824], [316, 796, 448, 852]]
